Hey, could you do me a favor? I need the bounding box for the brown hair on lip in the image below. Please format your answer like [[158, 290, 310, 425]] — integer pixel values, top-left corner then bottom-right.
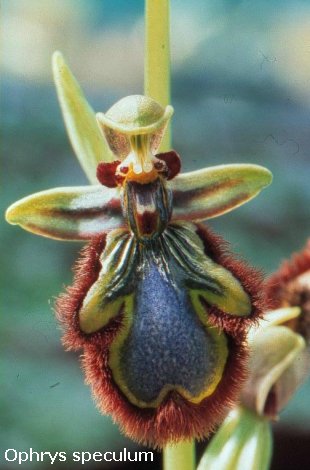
[[82, 330, 248, 448], [265, 240, 310, 308], [55, 235, 108, 350], [265, 240, 310, 340], [196, 224, 266, 335], [54, 223, 265, 447]]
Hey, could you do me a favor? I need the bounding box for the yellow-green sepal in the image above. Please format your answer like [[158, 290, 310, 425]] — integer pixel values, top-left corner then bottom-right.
[[5, 185, 123, 240], [242, 325, 306, 417], [53, 51, 115, 183], [170, 164, 272, 222]]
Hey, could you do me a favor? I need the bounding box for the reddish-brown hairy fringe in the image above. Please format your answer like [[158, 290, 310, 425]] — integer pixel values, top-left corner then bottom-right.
[[264, 240, 310, 340], [55, 223, 262, 447], [55, 235, 107, 350], [82, 330, 248, 448], [265, 240, 310, 309], [196, 223, 266, 336]]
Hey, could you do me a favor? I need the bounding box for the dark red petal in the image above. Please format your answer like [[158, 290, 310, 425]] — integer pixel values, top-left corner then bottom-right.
[[156, 151, 181, 180], [97, 161, 122, 188]]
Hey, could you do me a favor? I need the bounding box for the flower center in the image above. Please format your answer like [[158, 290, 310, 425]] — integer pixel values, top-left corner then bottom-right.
[[117, 134, 159, 184]]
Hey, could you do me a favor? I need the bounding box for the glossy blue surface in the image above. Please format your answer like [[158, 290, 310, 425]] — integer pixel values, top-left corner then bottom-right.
[[118, 257, 222, 403]]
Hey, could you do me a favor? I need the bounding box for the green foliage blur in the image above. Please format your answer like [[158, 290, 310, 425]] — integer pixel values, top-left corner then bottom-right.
[[2, 1, 310, 469]]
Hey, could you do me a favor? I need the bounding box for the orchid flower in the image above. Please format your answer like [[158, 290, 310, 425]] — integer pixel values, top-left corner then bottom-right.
[[198, 241, 310, 470], [5, 52, 272, 448]]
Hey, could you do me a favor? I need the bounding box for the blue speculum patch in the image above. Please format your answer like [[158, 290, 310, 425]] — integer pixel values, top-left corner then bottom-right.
[[114, 256, 227, 406]]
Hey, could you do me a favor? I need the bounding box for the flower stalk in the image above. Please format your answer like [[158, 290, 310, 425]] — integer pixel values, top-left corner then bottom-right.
[[145, 0, 171, 151], [163, 442, 195, 470]]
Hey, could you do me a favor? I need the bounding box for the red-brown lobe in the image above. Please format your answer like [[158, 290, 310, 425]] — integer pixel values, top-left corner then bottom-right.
[[156, 150, 181, 180], [97, 160, 123, 188]]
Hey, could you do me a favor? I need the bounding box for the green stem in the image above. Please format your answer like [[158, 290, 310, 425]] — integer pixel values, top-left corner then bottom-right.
[[144, 0, 171, 151], [163, 441, 196, 470]]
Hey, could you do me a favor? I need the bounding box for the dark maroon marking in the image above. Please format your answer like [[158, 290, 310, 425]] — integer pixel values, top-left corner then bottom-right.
[[108, 197, 122, 211], [115, 174, 126, 185], [136, 211, 158, 236], [97, 161, 122, 188], [264, 387, 278, 418], [154, 160, 165, 171], [156, 150, 181, 180], [119, 166, 129, 174], [173, 179, 244, 207], [49, 200, 122, 219], [44, 196, 123, 224]]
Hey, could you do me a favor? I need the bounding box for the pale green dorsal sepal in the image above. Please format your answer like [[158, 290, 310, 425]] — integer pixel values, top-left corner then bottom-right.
[[52, 51, 115, 184]]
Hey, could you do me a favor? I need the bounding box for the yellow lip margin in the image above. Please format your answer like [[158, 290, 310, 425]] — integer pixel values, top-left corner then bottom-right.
[[108, 290, 228, 409]]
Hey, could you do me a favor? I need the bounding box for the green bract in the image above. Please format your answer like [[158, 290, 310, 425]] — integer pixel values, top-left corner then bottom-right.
[[197, 407, 272, 470]]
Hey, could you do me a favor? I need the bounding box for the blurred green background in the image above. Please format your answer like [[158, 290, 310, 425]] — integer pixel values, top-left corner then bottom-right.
[[1, 1, 310, 469]]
